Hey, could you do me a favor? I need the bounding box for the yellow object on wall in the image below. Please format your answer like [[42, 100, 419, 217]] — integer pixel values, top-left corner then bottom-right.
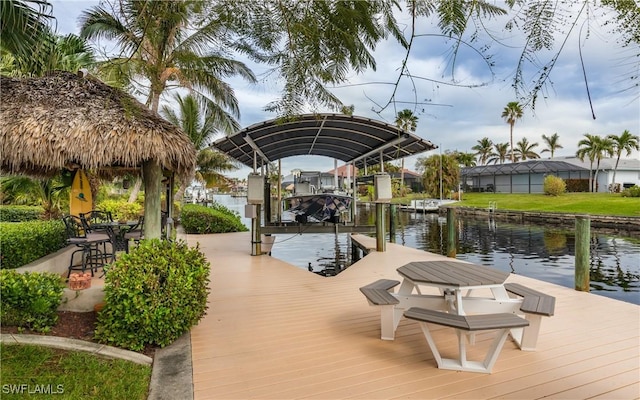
[[69, 170, 93, 216]]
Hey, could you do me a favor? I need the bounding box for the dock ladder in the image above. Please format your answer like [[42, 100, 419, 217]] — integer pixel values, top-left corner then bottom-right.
[[488, 201, 497, 213]]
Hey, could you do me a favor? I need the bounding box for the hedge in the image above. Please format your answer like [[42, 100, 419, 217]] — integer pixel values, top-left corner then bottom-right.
[[0, 206, 43, 222], [0, 220, 67, 269], [181, 203, 248, 234]]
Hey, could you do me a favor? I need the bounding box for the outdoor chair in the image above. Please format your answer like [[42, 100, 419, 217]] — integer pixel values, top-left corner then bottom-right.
[[62, 215, 112, 279], [78, 212, 116, 264], [123, 215, 144, 251]]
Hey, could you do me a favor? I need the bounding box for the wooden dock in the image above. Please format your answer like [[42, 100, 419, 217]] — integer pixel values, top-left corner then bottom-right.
[[187, 232, 639, 399]]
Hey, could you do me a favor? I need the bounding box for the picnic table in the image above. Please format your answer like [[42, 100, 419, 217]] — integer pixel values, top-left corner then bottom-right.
[[360, 260, 556, 373]]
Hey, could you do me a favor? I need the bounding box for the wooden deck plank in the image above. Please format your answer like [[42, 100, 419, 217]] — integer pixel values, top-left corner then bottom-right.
[[186, 232, 640, 400]]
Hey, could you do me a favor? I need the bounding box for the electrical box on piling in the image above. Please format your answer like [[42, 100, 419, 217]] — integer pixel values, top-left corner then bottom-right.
[[247, 173, 264, 204], [374, 173, 392, 203]]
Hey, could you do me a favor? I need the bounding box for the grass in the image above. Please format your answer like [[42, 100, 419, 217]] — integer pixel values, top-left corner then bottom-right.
[[393, 192, 640, 217], [0, 344, 151, 399]]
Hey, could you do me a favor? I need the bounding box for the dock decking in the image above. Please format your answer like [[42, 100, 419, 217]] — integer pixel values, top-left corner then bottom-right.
[[187, 232, 639, 399]]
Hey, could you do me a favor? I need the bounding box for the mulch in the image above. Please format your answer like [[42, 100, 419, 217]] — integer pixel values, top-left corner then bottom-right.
[[1, 311, 157, 358]]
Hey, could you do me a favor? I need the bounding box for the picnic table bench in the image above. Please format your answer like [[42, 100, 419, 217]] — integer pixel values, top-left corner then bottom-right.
[[405, 307, 529, 373]]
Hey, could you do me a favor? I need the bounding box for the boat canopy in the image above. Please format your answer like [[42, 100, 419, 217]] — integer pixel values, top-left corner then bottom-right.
[[211, 113, 436, 169]]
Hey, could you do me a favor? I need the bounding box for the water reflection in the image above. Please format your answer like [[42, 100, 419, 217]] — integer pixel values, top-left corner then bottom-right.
[[211, 195, 640, 305]]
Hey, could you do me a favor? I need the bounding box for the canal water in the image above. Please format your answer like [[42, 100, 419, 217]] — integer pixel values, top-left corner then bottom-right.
[[213, 195, 640, 305]]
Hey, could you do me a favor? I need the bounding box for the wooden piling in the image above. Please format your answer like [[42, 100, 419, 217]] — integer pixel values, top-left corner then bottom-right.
[[575, 215, 590, 291], [389, 204, 396, 243], [376, 203, 386, 252], [447, 207, 456, 258]]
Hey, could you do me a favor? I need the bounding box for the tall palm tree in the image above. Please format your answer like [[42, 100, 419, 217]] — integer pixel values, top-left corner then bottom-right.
[[513, 138, 540, 161], [80, 0, 256, 238], [607, 130, 640, 190], [487, 142, 510, 165], [471, 137, 493, 165], [576, 134, 614, 192], [161, 93, 239, 199], [541, 133, 563, 158], [394, 109, 418, 191], [501, 101, 523, 162]]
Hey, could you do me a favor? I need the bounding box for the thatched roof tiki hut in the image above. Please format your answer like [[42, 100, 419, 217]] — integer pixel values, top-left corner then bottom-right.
[[0, 71, 197, 239]]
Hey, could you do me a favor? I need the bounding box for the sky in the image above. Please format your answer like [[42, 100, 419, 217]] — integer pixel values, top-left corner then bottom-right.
[[51, 1, 639, 179]]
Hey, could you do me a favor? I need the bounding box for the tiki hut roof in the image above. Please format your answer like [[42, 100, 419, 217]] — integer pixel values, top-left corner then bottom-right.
[[0, 71, 196, 180]]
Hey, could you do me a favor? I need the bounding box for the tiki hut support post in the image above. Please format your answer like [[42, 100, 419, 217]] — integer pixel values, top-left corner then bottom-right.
[[143, 160, 163, 239]]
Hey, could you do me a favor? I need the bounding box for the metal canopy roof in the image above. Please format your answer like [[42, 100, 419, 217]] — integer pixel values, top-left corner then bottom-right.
[[461, 160, 589, 177], [211, 113, 437, 169]]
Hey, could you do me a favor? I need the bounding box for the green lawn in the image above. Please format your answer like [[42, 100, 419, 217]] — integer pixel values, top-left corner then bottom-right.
[[394, 192, 640, 217], [0, 344, 150, 400]]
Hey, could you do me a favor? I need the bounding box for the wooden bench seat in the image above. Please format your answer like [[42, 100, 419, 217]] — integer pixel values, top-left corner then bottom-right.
[[504, 283, 555, 316], [359, 279, 400, 305], [360, 279, 400, 340], [404, 307, 529, 373]]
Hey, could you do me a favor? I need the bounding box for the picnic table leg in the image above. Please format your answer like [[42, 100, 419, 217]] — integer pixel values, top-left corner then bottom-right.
[[380, 305, 398, 340], [510, 315, 542, 351]]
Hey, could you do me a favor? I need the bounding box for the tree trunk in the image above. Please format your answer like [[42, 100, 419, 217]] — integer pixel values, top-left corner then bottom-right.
[[128, 177, 143, 203], [509, 123, 515, 162], [143, 160, 162, 239], [611, 156, 621, 191]]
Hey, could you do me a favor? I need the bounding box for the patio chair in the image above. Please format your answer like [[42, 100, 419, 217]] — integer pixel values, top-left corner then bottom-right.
[[62, 215, 112, 279], [123, 215, 144, 251], [78, 212, 116, 264]]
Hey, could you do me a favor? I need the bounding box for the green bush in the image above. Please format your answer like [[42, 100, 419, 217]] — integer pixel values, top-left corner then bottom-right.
[[0, 270, 66, 332], [97, 199, 143, 221], [0, 220, 67, 269], [0, 205, 43, 222], [95, 239, 211, 351], [621, 185, 640, 197], [181, 203, 248, 234], [565, 179, 589, 192], [544, 175, 566, 196]]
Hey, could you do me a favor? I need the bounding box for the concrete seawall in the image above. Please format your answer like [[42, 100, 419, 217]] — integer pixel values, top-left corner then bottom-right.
[[443, 206, 640, 236]]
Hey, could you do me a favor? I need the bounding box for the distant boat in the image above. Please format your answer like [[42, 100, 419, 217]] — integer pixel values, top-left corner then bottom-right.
[[284, 194, 352, 223], [399, 199, 457, 213]]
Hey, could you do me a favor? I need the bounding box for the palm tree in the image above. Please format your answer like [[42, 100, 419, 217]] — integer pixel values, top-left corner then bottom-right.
[[161, 93, 239, 200], [0, 175, 68, 220], [394, 109, 418, 192], [455, 152, 477, 167], [541, 133, 563, 158], [607, 130, 639, 190], [3, 30, 95, 77], [0, 1, 53, 61], [513, 138, 540, 161], [576, 134, 614, 192], [80, 0, 256, 238], [471, 137, 493, 165], [501, 101, 523, 162], [487, 142, 510, 165]]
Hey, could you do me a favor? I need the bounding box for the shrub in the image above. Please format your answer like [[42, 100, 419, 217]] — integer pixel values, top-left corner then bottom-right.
[[565, 179, 589, 192], [181, 203, 248, 234], [95, 239, 211, 351], [621, 185, 640, 198], [0, 220, 67, 269], [0, 205, 43, 222], [544, 175, 566, 196], [97, 199, 143, 222], [0, 270, 66, 332]]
